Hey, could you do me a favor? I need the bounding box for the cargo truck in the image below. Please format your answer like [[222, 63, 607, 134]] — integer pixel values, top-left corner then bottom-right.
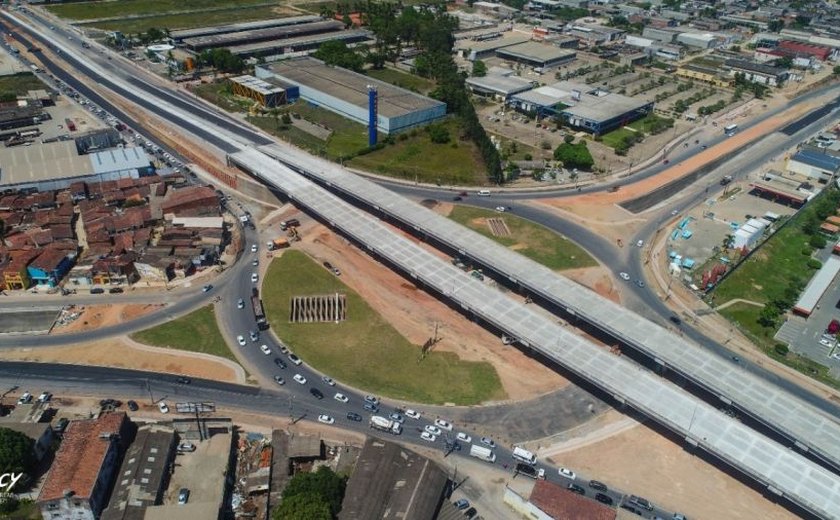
[[369, 415, 402, 435], [469, 444, 496, 463], [266, 238, 289, 251]]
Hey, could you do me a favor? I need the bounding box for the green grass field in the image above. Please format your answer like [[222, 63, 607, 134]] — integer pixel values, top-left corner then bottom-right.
[[600, 127, 636, 149], [366, 68, 435, 94], [192, 81, 250, 113], [349, 119, 488, 185], [712, 220, 815, 307], [262, 251, 505, 404], [47, 0, 267, 20], [0, 73, 46, 97], [86, 6, 282, 33], [131, 305, 241, 366], [448, 206, 597, 270]]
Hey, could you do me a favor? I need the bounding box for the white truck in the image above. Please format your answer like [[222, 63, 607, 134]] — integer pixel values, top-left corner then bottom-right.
[[369, 415, 402, 435], [469, 444, 496, 463]]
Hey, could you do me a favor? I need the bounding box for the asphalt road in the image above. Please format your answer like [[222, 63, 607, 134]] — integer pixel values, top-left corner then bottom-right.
[[0, 360, 677, 519]]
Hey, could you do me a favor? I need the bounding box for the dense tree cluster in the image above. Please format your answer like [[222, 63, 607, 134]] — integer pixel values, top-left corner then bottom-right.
[[553, 141, 594, 170], [0, 428, 34, 479], [313, 40, 366, 73], [272, 467, 346, 520], [195, 48, 245, 73]]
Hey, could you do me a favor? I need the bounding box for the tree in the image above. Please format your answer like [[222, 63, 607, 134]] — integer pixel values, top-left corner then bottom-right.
[[342, 13, 353, 28], [471, 59, 487, 77], [833, 65, 840, 76], [0, 428, 34, 480], [776, 56, 793, 69], [275, 466, 346, 518], [313, 40, 365, 72], [553, 141, 594, 170], [768, 19, 784, 32], [757, 305, 779, 328], [273, 494, 332, 520]]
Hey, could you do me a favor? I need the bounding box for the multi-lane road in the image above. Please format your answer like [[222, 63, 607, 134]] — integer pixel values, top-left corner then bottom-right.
[[4, 6, 840, 518]]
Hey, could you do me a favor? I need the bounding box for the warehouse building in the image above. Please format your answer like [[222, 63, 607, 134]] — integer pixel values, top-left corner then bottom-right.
[[456, 34, 530, 61], [466, 73, 534, 100], [170, 15, 321, 42], [256, 57, 446, 134], [495, 41, 576, 70], [183, 20, 345, 51], [0, 142, 154, 192], [510, 81, 653, 134], [725, 58, 788, 86], [642, 26, 683, 43], [677, 32, 721, 49], [227, 30, 370, 59], [229, 75, 298, 107], [786, 149, 840, 183]]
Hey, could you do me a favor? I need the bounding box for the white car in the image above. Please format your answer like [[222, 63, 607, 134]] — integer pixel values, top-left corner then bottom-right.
[[558, 467, 576, 480], [260, 345, 272, 355], [456, 432, 472, 443], [250, 244, 258, 253], [318, 414, 335, 425], [293, 374, 307, 385], [334, 393, 349, 403], [237, 298, 245, 309], [405, 409, 421, 420], [434, 419, 453, 431], [158, 402, 169, 414], [274, 375, 285, 385], [236, 335, 246, 347], [251, 273, 258, 283], [425, 425, 442, 436], [421, 431, 437, 442], [37, 392, 52, 403], [494, 206, 506, 212], [252, 259, 259, 266], [322, 376, 336, 386], [636, 240, 644, 248], [618, 272, 630, 281]]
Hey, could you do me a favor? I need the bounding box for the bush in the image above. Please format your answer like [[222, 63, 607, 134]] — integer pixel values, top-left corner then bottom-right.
[[397, 133, 409, 141], [523, 153, 532, 161], [426, 124, 450, 144], [807, 258, 823, 269], [563, 134, 575, 144], [281, 113, 292, 125], [802, 247, 814, 256], [809, 235, 827, 249], [0, 428, 35, 479], [774, 343, 789, 356]]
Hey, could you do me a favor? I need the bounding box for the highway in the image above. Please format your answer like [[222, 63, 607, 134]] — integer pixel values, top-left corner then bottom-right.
[[4, 8, 840, 518], [0, 362, 679, 518]]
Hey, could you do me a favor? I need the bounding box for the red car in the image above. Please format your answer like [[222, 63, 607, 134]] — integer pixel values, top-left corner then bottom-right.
[[828, 319, 840, 335]]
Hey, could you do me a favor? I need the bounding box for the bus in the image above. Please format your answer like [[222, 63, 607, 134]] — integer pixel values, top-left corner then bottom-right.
[[251, 288, 268, 330], [724, 124, 738, 135]]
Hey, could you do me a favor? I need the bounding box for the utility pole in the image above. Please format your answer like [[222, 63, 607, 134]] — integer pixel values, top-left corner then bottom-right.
[[146, 379, 154, 404]]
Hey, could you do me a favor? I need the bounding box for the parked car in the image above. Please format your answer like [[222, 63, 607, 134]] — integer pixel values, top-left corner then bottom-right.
[[90, 288, 105, 294], [178, 488, 190, 505], [828, 319, 840, 335], [479, 437, 496, 448], [454, 498, 470, 510], [389, 412, 404, 424], [364, 395, 379, 405], [363, 402, 379, 413], [127, 400, 139, 411], [434, 419, 453, 431], [202, 284, 212, 292], [37, 392, 51, 403], [237, 298, 245, 309], [250, 273, 258, 283], [260, 345, 271, 355], [274, 376, 285, 385], [456, 432, 471, 443], [108, 287, 123, 294], [334, 393, 349, 403], [158, 402, 169, 414], [176, 376, 191, 385], [595, 493, 613, 505], [274, 358, 287, 369], [425, 425, 442, 436], [310, 388, 324, 400], [237, 335, 246, 346], [288, 354, 302, 366], [421, 431, 437, 442], [567, 483, 585, 495], [177, 442, 196, 453], [347, 412, 362, 421], [318, 414, 334, 425], [322, 376, 335, 386], [17, 392, 32, 405], [54, 417, 69, 433], [293, 374, 306, 385], [558, 467, 576, 480], [405, 409, 421, 419], [589, 480, 608, 492]]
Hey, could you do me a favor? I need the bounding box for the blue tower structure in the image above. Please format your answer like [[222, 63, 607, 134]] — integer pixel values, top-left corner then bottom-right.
[[367, 85, 378, 146]]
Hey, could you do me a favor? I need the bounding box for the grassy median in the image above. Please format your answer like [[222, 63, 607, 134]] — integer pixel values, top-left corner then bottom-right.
[[131, 305, 240, 365], [262, 250, 505, 405], [448, 206, 597, 271]]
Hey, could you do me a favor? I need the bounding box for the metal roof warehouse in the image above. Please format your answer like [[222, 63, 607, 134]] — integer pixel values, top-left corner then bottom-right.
[[793, 256, 840, 316], [495, 41, 577, 69], [170, 15, 321, 41], [510, 81, 653, 134], [465, 74, 534, 99], [255, 57, 446, 133], [183, 20, 345, 51]]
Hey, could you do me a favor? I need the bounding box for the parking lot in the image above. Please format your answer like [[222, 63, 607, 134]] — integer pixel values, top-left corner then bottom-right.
[[164, 428, 231, 506], [775, 250, 840, 377]]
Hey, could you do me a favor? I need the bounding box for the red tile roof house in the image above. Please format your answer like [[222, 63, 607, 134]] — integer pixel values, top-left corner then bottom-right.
[[37, 412, 130, 520]]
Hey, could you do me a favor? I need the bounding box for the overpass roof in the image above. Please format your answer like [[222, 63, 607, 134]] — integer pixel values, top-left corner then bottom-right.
[[232, 146, 840, 520]]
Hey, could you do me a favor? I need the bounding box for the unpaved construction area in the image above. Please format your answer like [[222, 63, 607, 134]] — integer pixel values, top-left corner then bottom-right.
[[53, 303, 164, 333], [0, 337, 245, 383], [547, 421, 797, 520]]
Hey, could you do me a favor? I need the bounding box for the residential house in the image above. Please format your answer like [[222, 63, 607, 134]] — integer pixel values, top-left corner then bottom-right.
[[161, 186, 220, 218], [2, 249, 39, 289], [37, 413, 130, 520], [27, 247, 75, 287]]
